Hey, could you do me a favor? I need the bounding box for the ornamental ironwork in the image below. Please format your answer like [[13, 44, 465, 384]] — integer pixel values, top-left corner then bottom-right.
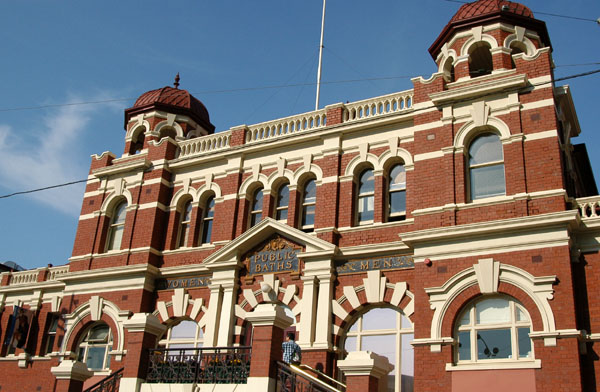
[[83, 368, 123, 392], [146, 346, 251, 384]]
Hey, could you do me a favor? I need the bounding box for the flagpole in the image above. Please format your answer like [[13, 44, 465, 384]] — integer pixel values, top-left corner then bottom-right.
[[315, 0, 326, 110]]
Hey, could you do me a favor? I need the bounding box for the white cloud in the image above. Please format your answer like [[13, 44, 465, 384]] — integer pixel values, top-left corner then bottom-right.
[[0, 97, 116, 216]]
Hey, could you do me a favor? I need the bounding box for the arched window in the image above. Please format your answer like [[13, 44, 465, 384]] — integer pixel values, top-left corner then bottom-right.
[[468, 133, 505, 200], [443, 57, 455, 83], [158, 319, 204, 349], [129, 127, 146, 155], [177, 200, 193, 248], [509, 41, 527, 68], [249, 188, 263, 228], [299, 179, 316, 232], [344, 307, 414, 392], [388, 164, 406, 222], [356, 169, 375, 225], [274, 183, 290, 222], [469, 42, 493, 78], [455, 296, 533, 363], [200, 196, 215, 245], [106, 201, 127, 251], [77, 323, 113, 370]]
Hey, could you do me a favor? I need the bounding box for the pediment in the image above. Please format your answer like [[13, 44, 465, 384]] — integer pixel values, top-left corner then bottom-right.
[[203, 218, 337, 268]]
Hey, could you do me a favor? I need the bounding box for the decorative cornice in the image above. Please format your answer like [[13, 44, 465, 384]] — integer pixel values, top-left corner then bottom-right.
[[429, 74, 528, 106]]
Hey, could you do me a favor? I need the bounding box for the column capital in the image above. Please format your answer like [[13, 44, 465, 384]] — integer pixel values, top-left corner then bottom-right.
[[245, 303, 293, 330], [123, 313, 166, 336]]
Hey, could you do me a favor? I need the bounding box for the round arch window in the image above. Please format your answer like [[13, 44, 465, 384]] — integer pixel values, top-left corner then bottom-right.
[[77, 323, 113, 370], [343, 307, 414, 392], [455, 296, 533, 362]]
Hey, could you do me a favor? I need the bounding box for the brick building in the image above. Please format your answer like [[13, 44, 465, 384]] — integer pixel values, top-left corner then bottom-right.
[[1, 1, 600, 391]]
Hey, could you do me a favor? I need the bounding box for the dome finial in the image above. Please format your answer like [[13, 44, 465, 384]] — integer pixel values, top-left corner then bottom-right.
[[174, 73, 180, 89]]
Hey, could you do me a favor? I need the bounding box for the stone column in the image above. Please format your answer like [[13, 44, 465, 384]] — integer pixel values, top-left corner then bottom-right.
[[338, 351, 394, 392], [245, 301, 294, 392], [51, 360, 94, 392], [120, 313, 167, 392]]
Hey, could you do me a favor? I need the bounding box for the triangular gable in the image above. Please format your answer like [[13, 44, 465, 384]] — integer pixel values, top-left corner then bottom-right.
[[203, 218, 337, 267]]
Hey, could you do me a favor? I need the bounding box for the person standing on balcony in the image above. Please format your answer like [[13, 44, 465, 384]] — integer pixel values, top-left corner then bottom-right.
[[282, 332, 301, 365]]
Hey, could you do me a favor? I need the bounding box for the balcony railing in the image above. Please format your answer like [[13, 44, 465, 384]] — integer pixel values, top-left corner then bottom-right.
[[146, 346, 251, 384], [575, 196, 600, 220], [276, 361, 342, 392]]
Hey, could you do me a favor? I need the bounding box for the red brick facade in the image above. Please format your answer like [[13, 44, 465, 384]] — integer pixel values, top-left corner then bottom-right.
[[1, 2, 598, 391]]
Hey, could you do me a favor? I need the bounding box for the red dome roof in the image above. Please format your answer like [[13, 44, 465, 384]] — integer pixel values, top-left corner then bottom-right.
[[429, 0, 549, 60], [125, 86, 215, 133], [450, 0, 533, 24]]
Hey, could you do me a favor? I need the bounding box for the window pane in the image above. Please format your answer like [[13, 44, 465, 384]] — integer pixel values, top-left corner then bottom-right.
[[362, 335, 396, 368], [250, 212, 261, 227], [516, 306, 529, 322], [470, 164, 505, 199], [458, 309, 470, 327], [389, 191, 406, 215], [276, 209, 288, 221], [359, 170, 375, 193], [89, 325, 109, 341], [252, 190, 263, 211], [205, 197, 215, 218], [344, 336, 357, 352], [362, 308, 398, 331], [182, 202, 192, 221], [86, 347, 107, 370], [302, 205, 315, 226], [358, 195, 374, 222], [304, 180, 316, 201], [277, 185, 289, 207], [389, 165, 406, 190], [476, 298, 510, 325], [401, 333, 414, 392], [469, 134, 502, 165], [517, 327, 532, 358], [49, 316, 59, 333], [179, 223, 190, 247], [171, 320, 198, 339], [202, 220, 213, 244], [113, 203, 127, 224], [458, 331, 471, 361], [477, 329, 512, 359], [401, 315, 412, 329], [108, 225, 124, 251]]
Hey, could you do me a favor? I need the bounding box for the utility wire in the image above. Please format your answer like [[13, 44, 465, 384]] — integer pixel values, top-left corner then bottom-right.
[[0, 63, 594, 114], [0, 179, 88, 199], [1, 68, 598, 201], [440, 0, 599, 23]]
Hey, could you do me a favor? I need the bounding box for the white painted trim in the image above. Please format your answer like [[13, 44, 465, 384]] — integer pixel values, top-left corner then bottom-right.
[[446, 360, 541, 371], [524, 130, 558, 141]]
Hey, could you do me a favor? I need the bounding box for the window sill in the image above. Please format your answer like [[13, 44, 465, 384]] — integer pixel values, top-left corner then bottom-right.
[[446, 359, 541, 371]]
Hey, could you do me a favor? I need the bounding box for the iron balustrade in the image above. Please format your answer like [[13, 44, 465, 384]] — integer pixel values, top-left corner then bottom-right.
[[83, 368, 123, 392], [146, 346, 251, 384]]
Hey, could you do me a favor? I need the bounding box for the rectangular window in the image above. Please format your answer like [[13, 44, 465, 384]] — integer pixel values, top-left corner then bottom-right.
[[45, 314, 59, 355]]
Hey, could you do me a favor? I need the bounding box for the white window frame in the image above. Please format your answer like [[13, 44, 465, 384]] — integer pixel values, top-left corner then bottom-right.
[[343, 307, 414, 392], [200, 196, 215, 245], [455, 296, 534, 364], [77, 323, 113, 371], [106, 202, 127, 252], [467, 133, 506, 201], [299, 179, 316, 232], [356, 169, 375, 226], [387, 164, 406, 222], [158, 319, 204, 349], [274, 183, 290, 223], [177, 200, 193, 248], [249, 188, 263, 228]]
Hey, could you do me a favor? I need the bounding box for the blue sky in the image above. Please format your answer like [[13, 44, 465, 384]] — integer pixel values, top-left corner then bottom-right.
[[0, 1, 598, 270]]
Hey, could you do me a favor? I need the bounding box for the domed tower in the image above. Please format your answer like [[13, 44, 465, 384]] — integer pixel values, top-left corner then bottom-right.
[[429, 0, 551, 82], [123, 75, 215, 156]]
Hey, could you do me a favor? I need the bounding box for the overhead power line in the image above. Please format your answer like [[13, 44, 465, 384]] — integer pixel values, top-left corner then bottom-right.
[[1, 68, 598, 201], [0, 63, 596, 114], [440, 0, 599, 23]]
